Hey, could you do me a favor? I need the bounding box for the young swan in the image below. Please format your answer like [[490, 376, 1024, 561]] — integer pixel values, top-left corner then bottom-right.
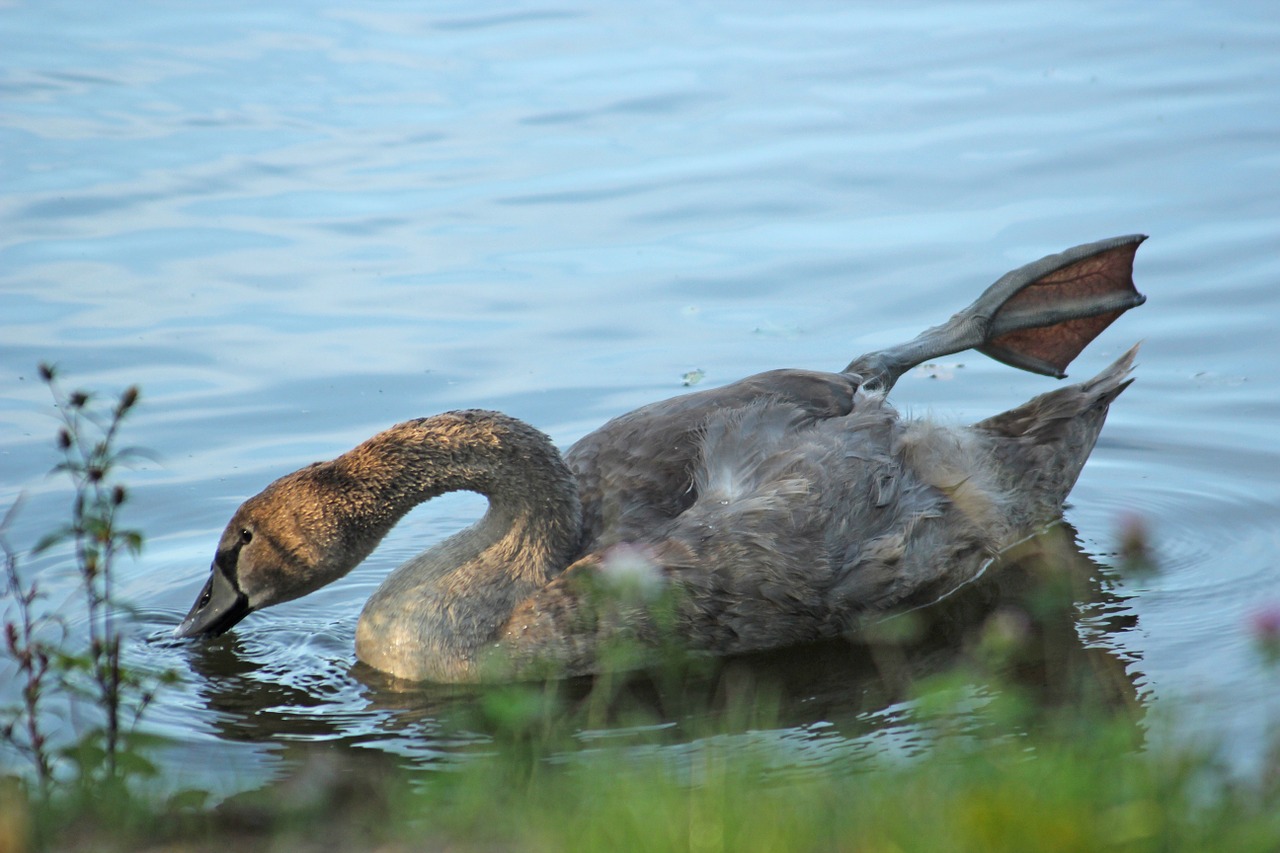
[[176, 236, 1146, 683], [187, 412, 582, 681]]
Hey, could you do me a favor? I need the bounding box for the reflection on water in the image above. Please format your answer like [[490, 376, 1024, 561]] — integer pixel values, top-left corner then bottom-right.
[[4, 0, 1280, 792], [169, 523, 1143, 776]]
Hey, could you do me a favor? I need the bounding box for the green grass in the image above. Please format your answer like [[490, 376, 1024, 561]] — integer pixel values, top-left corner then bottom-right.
[[432, 734, 1268, 853], [8, 694, 1277, 853], [394, 675, 1278, 853], [8, 643, 1280, 853]]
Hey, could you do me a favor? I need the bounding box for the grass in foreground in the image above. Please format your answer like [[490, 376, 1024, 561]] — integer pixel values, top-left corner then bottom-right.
[[6, 687, 1280, 853]]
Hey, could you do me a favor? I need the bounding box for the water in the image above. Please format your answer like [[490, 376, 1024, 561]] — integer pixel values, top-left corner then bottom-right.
[[4, 0, 1280, 792]]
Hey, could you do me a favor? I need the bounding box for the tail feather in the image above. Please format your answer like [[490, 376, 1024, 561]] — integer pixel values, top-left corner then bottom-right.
[[975, 344, 1138, 516]]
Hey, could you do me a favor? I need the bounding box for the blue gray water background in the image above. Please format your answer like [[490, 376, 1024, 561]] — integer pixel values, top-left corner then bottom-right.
[[3, 0, 1279, 794]]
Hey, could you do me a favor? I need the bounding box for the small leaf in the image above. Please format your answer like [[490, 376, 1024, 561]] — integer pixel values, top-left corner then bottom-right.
[[62, 738, 108, 775], [1, 494, 25, 530], [32, 526, 73, 554], [114, 748, 158, 777], [84, 517, 111, 540], [54, 650, 94, 672], [121, 530, 144, 555], [168, 788, 211, 811], [113, 445, 160, 465]]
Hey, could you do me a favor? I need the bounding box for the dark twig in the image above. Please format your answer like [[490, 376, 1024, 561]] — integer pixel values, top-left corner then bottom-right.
[[1, 498, 60, 791]]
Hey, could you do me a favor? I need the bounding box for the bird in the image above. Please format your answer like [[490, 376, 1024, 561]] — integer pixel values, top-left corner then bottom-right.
[[175, 235, 1146, 683]]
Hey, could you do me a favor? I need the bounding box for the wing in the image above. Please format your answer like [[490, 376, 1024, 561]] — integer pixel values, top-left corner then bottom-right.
[[565, 368, 858, 552]]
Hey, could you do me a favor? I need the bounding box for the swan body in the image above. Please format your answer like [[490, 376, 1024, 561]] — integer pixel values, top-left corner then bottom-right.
[[177, 236, 1146, 683]]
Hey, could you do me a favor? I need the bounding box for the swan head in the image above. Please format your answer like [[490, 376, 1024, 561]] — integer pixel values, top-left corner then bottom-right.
[[175, 461, 382, 639], [175, 410, 583, 641]]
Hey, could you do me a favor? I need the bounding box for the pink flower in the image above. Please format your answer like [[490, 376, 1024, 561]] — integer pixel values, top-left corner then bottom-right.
[[597, 545, 665, 600], [1250, 604, 1280, 666]]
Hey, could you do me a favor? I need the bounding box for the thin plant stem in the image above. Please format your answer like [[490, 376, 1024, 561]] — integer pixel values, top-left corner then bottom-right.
[[1, 501, 55, 790], [37, 365, 144, 782]]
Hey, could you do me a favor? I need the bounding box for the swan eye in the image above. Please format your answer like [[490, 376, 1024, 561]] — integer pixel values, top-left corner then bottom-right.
[[240, 529, 253, 545]]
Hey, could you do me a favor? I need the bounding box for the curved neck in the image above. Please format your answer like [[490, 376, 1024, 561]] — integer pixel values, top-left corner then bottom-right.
[[346, 411, 583, 682]]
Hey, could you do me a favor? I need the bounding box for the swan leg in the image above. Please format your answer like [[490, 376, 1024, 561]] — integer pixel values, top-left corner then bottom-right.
[[845, 235, 1146, 392]]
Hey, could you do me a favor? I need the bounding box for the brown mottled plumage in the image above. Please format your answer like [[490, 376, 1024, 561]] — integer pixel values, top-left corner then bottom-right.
[[176, 236, 1146, 683]]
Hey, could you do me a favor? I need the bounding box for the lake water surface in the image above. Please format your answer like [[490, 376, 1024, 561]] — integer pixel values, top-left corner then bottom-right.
[[4, 0, 1280, 794]]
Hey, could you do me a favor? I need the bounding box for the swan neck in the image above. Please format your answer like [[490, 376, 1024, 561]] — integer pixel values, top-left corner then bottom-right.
[[350, 411, 583, 681], [358, 411, 582, 569]]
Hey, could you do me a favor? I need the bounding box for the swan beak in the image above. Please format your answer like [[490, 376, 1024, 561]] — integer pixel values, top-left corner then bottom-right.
[[174, 565, 251, 639]]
